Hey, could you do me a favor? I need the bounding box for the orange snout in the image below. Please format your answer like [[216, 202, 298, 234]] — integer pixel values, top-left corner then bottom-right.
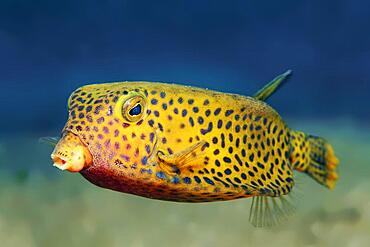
[[51, 132, 92, 172]]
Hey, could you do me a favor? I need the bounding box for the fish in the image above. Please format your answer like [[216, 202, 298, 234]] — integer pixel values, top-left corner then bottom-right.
[[49, 70, 339, 227]]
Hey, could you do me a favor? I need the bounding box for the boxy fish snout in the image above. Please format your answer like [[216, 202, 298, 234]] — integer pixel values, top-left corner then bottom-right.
[[51, 132, 92, 172]]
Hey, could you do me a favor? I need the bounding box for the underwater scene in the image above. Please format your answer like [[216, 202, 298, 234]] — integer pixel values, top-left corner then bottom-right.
[[1, 1, 369, 247]]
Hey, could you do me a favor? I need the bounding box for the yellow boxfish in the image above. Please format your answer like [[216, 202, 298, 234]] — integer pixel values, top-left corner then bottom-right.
[[48, 70, 339, 227]]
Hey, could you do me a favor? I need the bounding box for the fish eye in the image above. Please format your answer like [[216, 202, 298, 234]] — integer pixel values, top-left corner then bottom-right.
[[121, 94, 146, 122], [129, 103, 142, 116]]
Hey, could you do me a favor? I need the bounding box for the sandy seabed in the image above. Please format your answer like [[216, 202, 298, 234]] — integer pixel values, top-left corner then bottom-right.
[[0, 120, 369, 247]]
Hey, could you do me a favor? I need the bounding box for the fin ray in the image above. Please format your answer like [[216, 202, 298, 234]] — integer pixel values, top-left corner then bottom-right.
[[249, 193, 296, 227]]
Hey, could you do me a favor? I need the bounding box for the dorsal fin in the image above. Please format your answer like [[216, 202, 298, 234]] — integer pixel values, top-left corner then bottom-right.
[[253, 70, 292, 101]]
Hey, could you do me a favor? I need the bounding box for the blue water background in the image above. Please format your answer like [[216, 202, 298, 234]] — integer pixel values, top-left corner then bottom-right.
[[0, 0, 369, 135]]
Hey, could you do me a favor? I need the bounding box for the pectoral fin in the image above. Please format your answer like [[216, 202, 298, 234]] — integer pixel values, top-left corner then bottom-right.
[[157, 141, 209, 175]]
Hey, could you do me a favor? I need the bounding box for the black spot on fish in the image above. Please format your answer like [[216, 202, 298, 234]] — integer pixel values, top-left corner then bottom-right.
[[225, 121, 232, 129], [224, 169, 231, 175], [214, 108, 221, 116], [200, 122, 213, 135], [249, 153, 254, 162], [225, 110, 234, 116], [189, 117, 194, 127], [217, 120, 223, 129], [223, 157, 231, 163]]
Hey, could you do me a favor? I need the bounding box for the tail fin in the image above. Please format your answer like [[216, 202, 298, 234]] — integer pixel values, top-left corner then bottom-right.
[[289, 130, 339, 189]]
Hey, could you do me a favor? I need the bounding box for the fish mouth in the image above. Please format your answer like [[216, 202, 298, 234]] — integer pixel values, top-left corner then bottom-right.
[[51, 132, 93, 172], [52, 156, 69, 170]]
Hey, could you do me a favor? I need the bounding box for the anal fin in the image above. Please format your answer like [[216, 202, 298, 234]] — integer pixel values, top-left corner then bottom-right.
[[249, 194, 296, 227]]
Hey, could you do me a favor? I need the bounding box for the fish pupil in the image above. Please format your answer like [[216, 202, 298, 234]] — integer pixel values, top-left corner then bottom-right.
[[129, 104, 142, 116]]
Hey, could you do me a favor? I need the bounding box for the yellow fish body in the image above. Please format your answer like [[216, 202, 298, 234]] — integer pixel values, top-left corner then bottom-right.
[[51, 71, 339, 226]]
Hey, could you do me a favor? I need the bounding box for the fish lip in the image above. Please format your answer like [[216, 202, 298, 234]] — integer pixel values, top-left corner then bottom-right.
[[51, 151, 73, 171], [52, 129, 94, 172], [51, 155, 68, 170]]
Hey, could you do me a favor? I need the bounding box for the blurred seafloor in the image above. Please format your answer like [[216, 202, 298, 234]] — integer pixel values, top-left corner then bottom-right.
[[0, 119, 369, 247]]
